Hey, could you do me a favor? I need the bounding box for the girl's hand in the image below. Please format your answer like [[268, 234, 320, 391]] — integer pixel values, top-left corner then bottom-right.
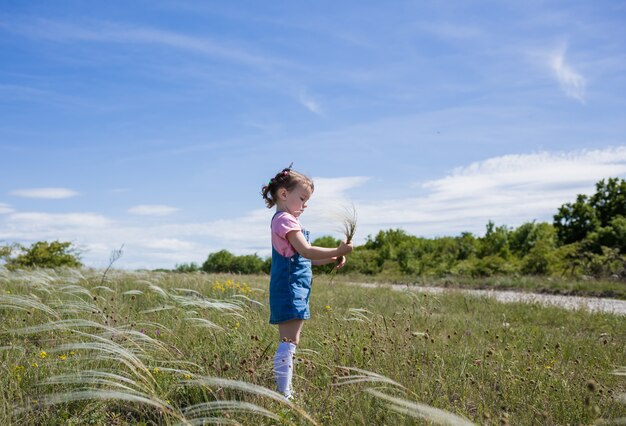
[[334, 255, 347, 270], [338, 241, 353, 256]]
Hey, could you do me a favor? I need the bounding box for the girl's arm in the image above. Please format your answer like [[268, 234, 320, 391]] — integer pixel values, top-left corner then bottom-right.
[[287, 230, 352, 261], [311, 258, 334, 266], [312, 256, 348, 269]]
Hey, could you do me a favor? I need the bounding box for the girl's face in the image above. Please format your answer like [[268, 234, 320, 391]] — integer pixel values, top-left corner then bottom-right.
[[278, 183, 312, 217]]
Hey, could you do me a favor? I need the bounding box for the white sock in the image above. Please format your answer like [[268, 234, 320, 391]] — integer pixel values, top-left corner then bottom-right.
[[273, 341, 297, 397]]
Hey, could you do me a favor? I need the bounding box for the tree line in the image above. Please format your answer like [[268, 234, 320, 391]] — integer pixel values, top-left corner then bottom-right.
[[2, 178, 625, 279], [185, 177, 626, 279]]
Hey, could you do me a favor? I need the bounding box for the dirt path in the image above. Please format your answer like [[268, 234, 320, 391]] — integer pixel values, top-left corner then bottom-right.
[[347, 282, 626, 316]]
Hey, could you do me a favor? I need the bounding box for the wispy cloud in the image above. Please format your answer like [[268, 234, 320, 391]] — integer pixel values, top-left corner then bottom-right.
[[4, 18, 283, 69], [355, 147, 626, 236], [128, 205, 180, 216], [141, 238, 197, 251], [548, 44, 586, 102], [3, 212, 111, 237], [10, 188, 79, 199], [0, 203, 13, 214], [415, 21, 484, 41], [110, 188, 131, 194], [298, 90, 323, 115]]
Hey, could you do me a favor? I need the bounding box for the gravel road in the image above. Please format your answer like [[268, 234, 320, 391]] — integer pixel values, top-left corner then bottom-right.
[[348, 282, 626, 316]]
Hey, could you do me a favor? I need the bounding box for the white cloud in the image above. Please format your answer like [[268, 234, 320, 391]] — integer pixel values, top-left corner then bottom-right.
[[298, 90, 323, 115], [6, 212, 111, 232], [141, 238, 197, 251], [353, 147, 626, 237], [548, 45, 586, 102], [10, 188, 79, 199], [0, 203, 13, 214], [128, 205, 180, 216]]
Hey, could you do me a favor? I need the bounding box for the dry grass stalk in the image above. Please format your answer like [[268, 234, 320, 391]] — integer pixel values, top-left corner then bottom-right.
[[330, 204, 357, 283], [341, 204, 358, 244]]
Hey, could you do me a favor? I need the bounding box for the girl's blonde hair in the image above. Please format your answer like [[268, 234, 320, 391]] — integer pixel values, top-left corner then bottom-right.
[[261, 166, 314, 208]]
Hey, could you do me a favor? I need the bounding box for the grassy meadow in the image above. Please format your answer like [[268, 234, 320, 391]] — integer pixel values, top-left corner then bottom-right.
[[1, 267, 625, 425]]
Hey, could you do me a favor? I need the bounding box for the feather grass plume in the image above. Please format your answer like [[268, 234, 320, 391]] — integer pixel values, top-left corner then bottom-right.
[[340, 203, 358, 245], [334, 367, 475, 426], [329, 204, 357, 284], [183, 376, 319, 425], [364, 389, 475, 426]]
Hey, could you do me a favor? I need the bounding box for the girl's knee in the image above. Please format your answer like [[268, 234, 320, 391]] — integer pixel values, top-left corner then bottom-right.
[[281, 336, 300, 345]]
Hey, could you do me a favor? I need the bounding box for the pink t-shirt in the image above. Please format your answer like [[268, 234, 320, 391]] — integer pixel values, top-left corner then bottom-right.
[[271, 211, 301, 257]]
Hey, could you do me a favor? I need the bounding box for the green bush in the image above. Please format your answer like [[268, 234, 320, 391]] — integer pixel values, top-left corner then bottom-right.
[[174, 262, 200, 273], [230, 254, 265, 274], [3, 241, 82, 270], [201, 250, 265, 274], [202, 250, 236, 273]]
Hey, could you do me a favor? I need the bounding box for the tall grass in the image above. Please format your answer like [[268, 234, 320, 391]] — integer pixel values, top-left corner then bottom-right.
[[1, 267, 625, 425]]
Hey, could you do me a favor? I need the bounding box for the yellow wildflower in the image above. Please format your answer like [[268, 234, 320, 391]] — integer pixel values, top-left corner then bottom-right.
[[14, 365, 25, 382], [58, 354, 68, 361], [38, 351, 48, 359]]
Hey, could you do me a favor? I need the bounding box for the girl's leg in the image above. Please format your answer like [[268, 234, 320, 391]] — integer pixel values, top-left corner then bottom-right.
[[278, 318, 305, 345], [274, 319, 304, 398]]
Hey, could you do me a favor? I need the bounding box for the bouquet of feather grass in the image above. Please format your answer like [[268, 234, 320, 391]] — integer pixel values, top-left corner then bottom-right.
[[329, 204, 357, 282]]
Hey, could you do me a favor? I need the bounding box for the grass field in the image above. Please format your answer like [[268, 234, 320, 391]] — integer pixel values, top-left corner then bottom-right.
[[1, 267, 625, 425]]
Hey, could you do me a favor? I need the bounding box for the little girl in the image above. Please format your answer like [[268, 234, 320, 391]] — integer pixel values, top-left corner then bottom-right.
[[261, 165, 353, 400]]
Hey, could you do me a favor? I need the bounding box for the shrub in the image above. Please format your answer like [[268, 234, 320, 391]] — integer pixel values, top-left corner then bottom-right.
[[175, 262, 200, 273], [201, 250, 265, 274], [4, 241, 82, 270], [202, 250, 235, 273]]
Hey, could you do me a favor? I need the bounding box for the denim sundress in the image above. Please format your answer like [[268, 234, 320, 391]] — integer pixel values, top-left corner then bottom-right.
[[269, 213, 313, 324]]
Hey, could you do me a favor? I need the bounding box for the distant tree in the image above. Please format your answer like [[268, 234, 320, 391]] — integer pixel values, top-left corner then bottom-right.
[[587, 216, 626, 254], [311, 236, 342, 274], [230, 254, 265, 274], [520, 237, 556, 275], [554, 178, 626, 246], [455, 232, 479, 260], [175, 262, 200, 273], [554, 194, 599, 245], [589, 177, 626, 227], [341, 248, 381, 275], [363, 229, 417, 270], [201, 250, 265, 274], [6, 241, 82, 269], [262, 257, 272, 274], [202, 250, 235, 273], [311, 236, 341, 248], [479, 221, 511, 258], [509, 222, 556, 257], [0, 244, 12, 263]]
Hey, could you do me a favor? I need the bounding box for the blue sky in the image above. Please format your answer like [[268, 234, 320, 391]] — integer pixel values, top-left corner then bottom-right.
[[1, 1, 625, 269]]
